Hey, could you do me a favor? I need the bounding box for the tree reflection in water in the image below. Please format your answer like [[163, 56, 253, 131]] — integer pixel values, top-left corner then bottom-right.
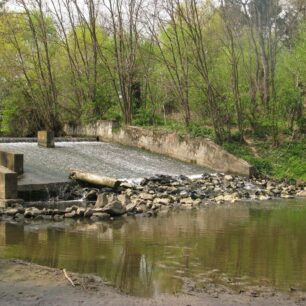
[[1, 200, 306, 296]]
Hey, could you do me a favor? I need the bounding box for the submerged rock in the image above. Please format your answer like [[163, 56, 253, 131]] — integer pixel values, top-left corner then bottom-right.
[[64, 211, 77, 218], [91, 212, 110, 221]]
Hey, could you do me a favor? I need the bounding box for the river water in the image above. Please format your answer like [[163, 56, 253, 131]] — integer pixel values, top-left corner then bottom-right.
[[1, 199, 306, 297]]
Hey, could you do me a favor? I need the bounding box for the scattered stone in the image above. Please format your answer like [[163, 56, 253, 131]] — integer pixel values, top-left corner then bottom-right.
[[64, 211, 77, 218], [91, 213, 110, 221], [120, 182, 134, 189], [126, 202, 137, 212], [14, 213, 24, 221], [33, 215, 43, 221], [85, 189, 98, 201], [53, 214, 63, 221], [224, 175, 234, 181], [139, 193, 154, 201], [154, 198, 170, 205], [84, 208, 93, 218], [0, 172, 303, 223], [42, 215, 52, 220], [102, 201, 126, 216], [24, 208, 41, 218], [6, 208, 18, 216], [296, 190, 306, 197], [95, 193, 108, 208], [118, 194, 130, 205], [76, 207, 85, 217]]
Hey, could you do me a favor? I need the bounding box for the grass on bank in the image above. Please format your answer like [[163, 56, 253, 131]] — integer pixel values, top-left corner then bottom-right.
[[223, 140, 306, 182]]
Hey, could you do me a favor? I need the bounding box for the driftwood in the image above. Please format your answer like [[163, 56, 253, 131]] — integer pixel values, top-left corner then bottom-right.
[[69, 169, 121, 188], [63, 269, 75, 287]]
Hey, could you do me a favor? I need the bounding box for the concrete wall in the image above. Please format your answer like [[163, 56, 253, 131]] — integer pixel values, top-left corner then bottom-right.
[[64, 122, 254, 176], [64, 120, 117, 139]]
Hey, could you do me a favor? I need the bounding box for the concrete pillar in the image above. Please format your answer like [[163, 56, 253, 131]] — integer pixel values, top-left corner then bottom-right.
[[0, 151, 23, 174], [38, 131, 55, 148], [0, 166, 17, 200]]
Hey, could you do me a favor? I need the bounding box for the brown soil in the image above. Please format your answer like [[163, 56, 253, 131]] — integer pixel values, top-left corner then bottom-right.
[[0, 259, 305, 306]]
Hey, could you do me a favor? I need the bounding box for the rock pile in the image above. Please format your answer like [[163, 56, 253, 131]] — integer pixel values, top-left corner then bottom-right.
[[0, 173, 305, 222]]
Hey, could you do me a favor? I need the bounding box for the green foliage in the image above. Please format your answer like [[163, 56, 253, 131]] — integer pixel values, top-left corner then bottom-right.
[[0, 96, 18, 134], [264, 141, 306, 182], [223, 139, 306, 181], [132, 108, 163, 126], [187, 122, 214, 139], [104, 105, 122, 122], [0, 85, 39, 136], [222, 142, 273, 176]]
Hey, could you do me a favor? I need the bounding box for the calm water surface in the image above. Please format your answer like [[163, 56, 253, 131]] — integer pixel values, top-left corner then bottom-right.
[[1, 199, 306, 297]]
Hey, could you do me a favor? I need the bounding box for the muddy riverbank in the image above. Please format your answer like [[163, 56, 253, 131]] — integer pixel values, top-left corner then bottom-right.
[[1, 259, 305, 306]]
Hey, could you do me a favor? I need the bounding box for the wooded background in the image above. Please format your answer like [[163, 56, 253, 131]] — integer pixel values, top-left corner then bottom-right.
[[0, 0, 305, 146]]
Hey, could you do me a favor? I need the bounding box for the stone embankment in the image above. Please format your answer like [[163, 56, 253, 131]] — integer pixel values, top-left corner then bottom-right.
[[0, 173, 305, 222]]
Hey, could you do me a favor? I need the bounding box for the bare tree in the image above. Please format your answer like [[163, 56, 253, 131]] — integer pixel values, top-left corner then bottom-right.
[[18, 0, 60, 132], [178, 0, 225, 143], [147, 0, 191, 126]]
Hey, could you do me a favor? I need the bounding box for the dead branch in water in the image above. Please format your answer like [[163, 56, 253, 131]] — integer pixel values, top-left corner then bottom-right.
[[63, 268, 75, 287]]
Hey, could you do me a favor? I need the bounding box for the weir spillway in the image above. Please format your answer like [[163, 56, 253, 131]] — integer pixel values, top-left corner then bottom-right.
[[0, 141, 205, 189]]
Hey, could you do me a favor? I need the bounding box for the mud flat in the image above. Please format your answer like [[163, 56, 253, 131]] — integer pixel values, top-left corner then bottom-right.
[[0, 259, 305, 306]]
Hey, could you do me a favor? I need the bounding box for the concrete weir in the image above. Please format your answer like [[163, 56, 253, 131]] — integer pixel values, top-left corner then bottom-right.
[[0, 123, 253, 204], [0, 139, 205, 202]]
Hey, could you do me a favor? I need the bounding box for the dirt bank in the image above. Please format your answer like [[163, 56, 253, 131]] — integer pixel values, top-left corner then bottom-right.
[[0, 259, 305, 306]]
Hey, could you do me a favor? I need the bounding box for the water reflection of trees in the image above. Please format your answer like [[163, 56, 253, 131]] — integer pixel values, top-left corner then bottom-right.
[[114, 243, 153, 296], [1, 204, 306, 295]]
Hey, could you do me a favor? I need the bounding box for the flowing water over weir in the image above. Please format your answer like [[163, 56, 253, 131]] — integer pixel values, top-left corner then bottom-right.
[[0, 141, 205, 185], [1, 199, 306, 297]]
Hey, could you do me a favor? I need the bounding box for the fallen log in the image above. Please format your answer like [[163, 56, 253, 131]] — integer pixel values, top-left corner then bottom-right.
[[69, 169, 121, 188]]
